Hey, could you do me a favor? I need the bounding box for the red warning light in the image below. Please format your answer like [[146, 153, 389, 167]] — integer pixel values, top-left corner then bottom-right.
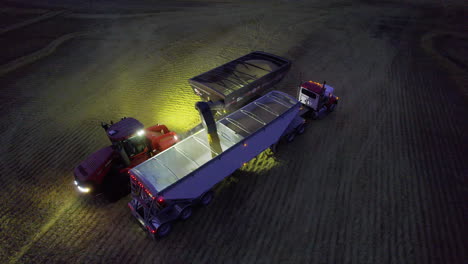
[[157, 196, 165, 204]]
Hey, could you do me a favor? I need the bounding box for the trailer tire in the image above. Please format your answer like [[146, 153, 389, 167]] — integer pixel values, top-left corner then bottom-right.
[[200, 191, 214, 206], [270, 142, 279, 154], [156, 223, 172, 238], [286, 132, 296, 142], [296, 122, 306, 135], [179, 206, 193, 220]]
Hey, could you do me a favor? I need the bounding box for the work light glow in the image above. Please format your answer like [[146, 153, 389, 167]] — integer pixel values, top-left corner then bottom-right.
[[137, 130, 145, 136], [77, 185, 91, 193]]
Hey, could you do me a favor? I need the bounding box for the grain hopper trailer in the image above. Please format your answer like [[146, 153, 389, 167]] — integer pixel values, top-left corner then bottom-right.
[[189, 51, 291, 111], [73, 117, 179, 200], [128, 91, 305, 237]]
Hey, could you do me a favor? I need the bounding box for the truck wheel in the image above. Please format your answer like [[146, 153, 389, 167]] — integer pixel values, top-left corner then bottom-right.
[[179, 206, 193, 220], [311, 111, 319, 120], [286, 132, 296, 142], [296, 123, 306, 135], [156, 223, 172, 238], [328, 103, 337, 112], [200, 191, 214, 206]]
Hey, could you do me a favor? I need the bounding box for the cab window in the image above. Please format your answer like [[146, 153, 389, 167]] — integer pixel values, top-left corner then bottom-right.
[[301, 88, 317, 99], [123, 136, 146, 157]]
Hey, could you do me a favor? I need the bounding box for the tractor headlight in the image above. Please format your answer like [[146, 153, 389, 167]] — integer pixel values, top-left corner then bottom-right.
[[137, 130, 145, 136], [77, 186, 91, 193], [74, 181, 91, 193]]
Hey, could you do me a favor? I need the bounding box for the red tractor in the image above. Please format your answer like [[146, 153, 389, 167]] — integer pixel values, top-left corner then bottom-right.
[[73, 117, 179, 200]]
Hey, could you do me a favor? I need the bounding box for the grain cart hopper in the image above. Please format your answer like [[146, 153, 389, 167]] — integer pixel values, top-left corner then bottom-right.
[[189, 51, 291, 111], [128, 91, 305, 238], [73, 117, 179, 200]]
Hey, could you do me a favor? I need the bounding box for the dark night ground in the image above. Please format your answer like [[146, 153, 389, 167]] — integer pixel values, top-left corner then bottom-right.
[[0, 0, 467, 263]]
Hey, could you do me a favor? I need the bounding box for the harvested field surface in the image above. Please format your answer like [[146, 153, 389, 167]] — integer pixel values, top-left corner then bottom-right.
[[0, 0, 467, 263]]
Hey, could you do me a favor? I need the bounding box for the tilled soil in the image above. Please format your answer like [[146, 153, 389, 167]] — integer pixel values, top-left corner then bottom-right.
[[0, 0, 467, 263]]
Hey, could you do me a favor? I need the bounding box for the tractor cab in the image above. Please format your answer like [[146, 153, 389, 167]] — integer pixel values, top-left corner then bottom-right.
[[103, 117, 149, 168], [298, 81, 338, 115], [74, 117, 178, 196]]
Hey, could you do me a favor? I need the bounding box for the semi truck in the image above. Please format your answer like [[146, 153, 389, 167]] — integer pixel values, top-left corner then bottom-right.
[[128, 80, 339, 237], [73, 117, 179, 200]]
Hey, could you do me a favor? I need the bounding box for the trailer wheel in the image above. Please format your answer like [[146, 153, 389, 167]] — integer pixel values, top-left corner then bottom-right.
[[270, 142, 279, 154], [200, 191, 214, 206], [286, 132, 296, 142], [156, 223, 172, 238], [296, 122, 306, 135], [179, 206, 193, 220]]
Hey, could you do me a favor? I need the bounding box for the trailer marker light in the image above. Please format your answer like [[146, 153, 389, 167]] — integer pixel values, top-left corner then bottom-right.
[[243, 143, 247, 147], [157, 196, 165, 204]]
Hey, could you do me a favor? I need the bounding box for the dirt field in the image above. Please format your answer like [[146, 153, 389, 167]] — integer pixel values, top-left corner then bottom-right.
[[1, 0, 467, 263]]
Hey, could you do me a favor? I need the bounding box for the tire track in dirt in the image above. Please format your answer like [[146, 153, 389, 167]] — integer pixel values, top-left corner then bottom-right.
[[0, 10, 65, 35]]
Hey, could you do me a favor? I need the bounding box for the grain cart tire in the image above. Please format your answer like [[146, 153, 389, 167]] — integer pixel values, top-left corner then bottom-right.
[[200, 191, 214, 206], [179, 206, 193, 220], [156, 223, 172, 238]]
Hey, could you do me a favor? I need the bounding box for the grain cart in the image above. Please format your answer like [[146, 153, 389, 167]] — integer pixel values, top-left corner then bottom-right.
[[128, 91, 308, 238], [189, 51, 291, 111], [73, 117, 179, 199]]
